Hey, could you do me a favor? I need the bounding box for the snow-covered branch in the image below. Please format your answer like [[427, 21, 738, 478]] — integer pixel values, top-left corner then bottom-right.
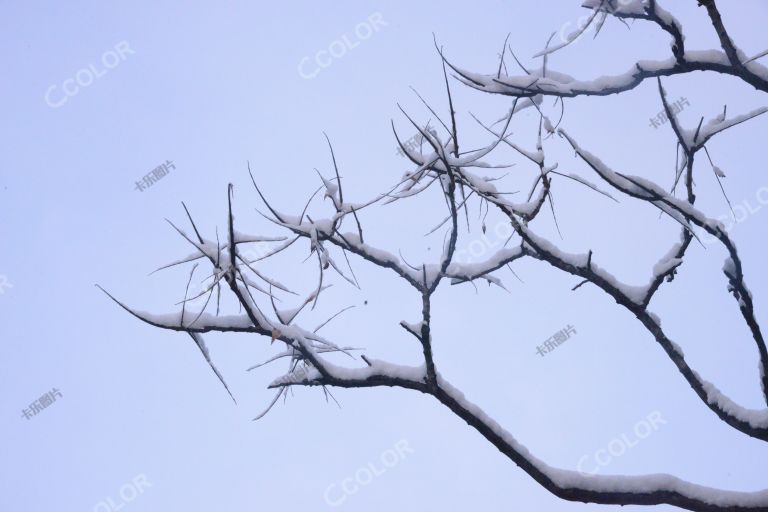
[[449, 0, 768, 99], [108, 3, 768, 510]]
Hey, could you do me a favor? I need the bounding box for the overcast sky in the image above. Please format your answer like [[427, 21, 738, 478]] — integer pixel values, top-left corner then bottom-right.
[[2, 1, 768, 511]]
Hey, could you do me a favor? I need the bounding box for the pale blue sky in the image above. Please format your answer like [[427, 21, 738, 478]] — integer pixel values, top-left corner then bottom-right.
[[2, 1, 768, 511]]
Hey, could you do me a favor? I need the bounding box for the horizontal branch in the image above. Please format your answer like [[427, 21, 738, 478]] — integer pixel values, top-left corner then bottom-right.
[[453, 51, 768, 98], [277, 367, 768, 511]]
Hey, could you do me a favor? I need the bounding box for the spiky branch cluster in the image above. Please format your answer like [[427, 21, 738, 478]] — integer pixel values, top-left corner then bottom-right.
[[106, 1, 768, 510]]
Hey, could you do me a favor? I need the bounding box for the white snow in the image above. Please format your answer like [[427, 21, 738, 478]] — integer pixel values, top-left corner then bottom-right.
[[696, 372, 768, 429], [436, 374, 768, 507]]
